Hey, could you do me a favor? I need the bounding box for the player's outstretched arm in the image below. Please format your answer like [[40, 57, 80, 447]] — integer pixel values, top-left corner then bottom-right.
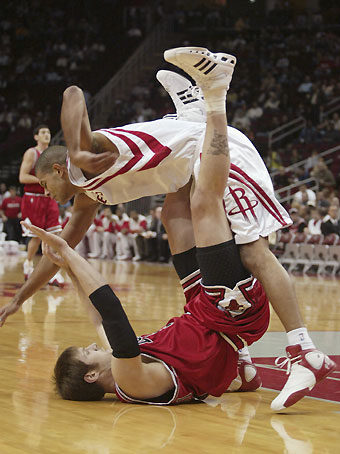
[[18, 223, 174, 399], [61, 86, 117, 175], [0, 194, 99, 327]]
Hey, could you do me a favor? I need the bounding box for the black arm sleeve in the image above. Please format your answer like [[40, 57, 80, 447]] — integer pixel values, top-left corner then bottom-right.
[[89, 285, 140, 359]]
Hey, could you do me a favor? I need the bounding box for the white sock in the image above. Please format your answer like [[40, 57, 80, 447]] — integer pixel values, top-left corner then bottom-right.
[[238, 346, 252, 363], [286, 327, 315, 350], [202, 88, 227, 113]]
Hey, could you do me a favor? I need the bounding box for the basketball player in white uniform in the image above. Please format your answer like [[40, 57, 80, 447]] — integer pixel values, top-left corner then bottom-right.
[[0, 47, 334, 411]]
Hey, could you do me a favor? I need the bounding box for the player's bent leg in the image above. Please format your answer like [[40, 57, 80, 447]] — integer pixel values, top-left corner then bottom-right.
[[240, 238, 336, 410], [239, 238, 304, 331]]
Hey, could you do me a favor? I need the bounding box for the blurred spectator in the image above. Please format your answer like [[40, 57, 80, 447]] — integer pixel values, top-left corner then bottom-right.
[[101, 207, 116, 260], [304, 149, 319, 173], [316, 186, 339, 215], [293, 183, 316, 207], [0, 183, 10, 205], [142, 206, 169, 262], [113, 205, 131, 260], [129, 209, 147, 261], [321, 205, 340, 236], [307, 207, 323, 235], [298, 120, 318, 143], [0, 186, 22, 242], [311, 158, 336, 189], [288, 207, 307, 233]]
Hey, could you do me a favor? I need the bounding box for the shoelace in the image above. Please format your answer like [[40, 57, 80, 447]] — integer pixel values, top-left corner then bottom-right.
[[275, 354, 302, 375]]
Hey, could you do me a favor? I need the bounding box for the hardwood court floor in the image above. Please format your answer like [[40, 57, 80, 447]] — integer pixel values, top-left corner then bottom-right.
[[0, 255, 339, 454]]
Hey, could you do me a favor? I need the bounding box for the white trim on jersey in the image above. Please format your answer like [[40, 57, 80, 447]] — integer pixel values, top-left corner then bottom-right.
[[114, 353, 179, 405]]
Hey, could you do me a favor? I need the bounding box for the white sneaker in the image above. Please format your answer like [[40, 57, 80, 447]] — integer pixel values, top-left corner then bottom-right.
[[23, 259, 34, 280], [116, 255, 131, 261], [48, 271, 65, 288], [163, 46, 236, 92], [271, 344, 336, 411], [132, 255, 142, 262], [156, 70, 206, 123]]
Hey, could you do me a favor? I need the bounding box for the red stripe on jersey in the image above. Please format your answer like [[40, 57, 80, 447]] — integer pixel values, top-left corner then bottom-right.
[[82, 132, 143, 190], [83, 129, 172, 191], [229, 164, 287, 226], [114, 129, 172, 170]]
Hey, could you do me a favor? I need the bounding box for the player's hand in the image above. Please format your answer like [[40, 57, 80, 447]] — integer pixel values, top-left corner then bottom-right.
[[0, 300, 21, 327], [69, 150, 116, 175], [21, 222, 68, 255], [41, 242, 69, 269]]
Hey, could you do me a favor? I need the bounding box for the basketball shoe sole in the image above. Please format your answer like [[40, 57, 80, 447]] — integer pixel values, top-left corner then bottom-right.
[[227, 360, 262, 392], [271, 344, 336, 411], [163, 47, 236, 92], [156, 70, 206, 123]]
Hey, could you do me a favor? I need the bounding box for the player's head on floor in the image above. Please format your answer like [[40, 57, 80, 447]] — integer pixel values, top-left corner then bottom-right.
[[54, 343, 112, 401], [35, 145, 78, 204]]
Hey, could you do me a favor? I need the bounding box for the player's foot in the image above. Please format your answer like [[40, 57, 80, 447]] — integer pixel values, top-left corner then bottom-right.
[[48, 271, 65, 288], [227, 360, 262, 392], [132, 255, 142, 262], [163, 47, 236, 92], [116, 254, 131, 261], [23, 259, 34, 280], [271, 344, 336, 411], [156, 70, 206, 123]]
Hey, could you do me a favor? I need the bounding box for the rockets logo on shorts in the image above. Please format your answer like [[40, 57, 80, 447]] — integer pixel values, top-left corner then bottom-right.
[[228, 186, 259, 223]]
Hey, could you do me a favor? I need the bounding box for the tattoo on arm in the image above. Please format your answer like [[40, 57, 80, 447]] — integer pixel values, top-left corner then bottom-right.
[[208, 131, 229, 157]]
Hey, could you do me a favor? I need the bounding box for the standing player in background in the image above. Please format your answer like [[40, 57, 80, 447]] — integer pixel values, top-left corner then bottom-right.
[[19, 125, 64, 286]]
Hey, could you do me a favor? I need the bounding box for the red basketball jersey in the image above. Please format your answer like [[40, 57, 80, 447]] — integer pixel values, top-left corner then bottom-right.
[[115, 272, 269, 405]]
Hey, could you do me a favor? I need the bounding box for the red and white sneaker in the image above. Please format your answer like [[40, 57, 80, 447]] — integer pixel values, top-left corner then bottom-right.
[[48, 271, 65, 288], [23, 259, 34, 281], [271, 344, 336, 411], [227, 360, 262, 392], [156, 70, 206, 123], [163, 47, 236, 92]]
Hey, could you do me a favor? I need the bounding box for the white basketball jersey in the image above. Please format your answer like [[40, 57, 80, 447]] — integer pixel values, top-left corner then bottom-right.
[[67, 118, 291, 243], [67, 119, 204, 205]]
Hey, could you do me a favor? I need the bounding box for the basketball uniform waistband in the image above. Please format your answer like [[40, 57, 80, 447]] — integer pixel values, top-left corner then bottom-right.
[[24, 192, 48, 197]]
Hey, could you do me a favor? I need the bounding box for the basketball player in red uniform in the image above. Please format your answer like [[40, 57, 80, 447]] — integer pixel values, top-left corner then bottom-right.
[[20, 49, 269, 404], [19, 125, 64, 286]]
